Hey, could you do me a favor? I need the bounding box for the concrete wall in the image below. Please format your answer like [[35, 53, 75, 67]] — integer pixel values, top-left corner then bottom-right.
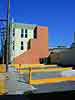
[[50, 48, 75, 66]]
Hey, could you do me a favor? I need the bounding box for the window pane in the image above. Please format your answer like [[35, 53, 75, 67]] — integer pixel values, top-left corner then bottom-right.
[[27, 39, 31, 50], [13, 28, 15, 33], [21, 41, 23, 45], [13, 28, 15, 36], [13, 46, 14, 50], [21, 46, 24, 50], [34, 27, 37, 38], [21, 33, 23, 38], [13, 33, 15, 37], [25, 34, 27, 38], [21, 41, 24, 50], [21, 29, 24, 38], [21, 29, 24, 34], [13, 41, 14, 50], [25, 29, 27, 33]]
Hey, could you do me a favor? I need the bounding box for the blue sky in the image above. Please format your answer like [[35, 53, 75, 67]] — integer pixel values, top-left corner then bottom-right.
[[0, 0, 75, 49]]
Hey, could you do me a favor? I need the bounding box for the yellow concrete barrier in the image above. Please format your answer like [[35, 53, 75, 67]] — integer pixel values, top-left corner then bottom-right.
[[11, 64, 75, 85], [30, 76, 75, 84], [11, 64, 57, 69], [30, 67, 72, 73], [11, 64, 44, 68], [0, 64, 6, 73], [0, 78, 7, 95], [30, 64, 57, 68], [16, 67, 72, 74]]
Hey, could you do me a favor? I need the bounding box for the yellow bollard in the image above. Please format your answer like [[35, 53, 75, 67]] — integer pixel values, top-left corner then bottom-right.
[[28, 65, 32, 84]]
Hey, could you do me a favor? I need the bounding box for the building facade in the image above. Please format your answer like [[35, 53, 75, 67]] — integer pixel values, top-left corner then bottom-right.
[[9, 22, 48, 64]]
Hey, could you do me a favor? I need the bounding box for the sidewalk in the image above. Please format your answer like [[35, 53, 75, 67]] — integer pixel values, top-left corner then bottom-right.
[[7, 66, 36, 95]]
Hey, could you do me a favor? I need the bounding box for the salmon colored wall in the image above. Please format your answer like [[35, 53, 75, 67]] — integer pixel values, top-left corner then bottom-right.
[[13, 26, 48, 64]]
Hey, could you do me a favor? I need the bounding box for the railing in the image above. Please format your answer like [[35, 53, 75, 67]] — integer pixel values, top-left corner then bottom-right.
[[11, 64, 75, 85]]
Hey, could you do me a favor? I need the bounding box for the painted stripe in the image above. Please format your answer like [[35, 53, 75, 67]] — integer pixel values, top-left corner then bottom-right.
[[16, 67, 72, 73], [29, 76, 75, 84], [32, 68, 72, 72], [11, 64, 57, 68]]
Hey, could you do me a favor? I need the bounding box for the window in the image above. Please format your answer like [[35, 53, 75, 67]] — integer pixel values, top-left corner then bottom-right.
[[21, 41, 24, 50], [21, 29, 24, 34], [13, 33, 15, 37], [27, 39, 31, 50], [39, 58, 43, 64], [21, 33, 24, 37], [13, 45, 14, 50], [13, 41, 14, 50], [21, 29, 24, 38], [21, 41, 23, 45], [13, 28, 15, 32], [25, 29, 27, 33], [21, 46, 24, 50], [13, 28, 15, 36], [25, 34, 27, 38], [34, 27, 37, 38]]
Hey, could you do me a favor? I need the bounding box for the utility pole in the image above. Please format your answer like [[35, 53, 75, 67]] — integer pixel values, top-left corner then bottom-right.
[[6, 0, 10, 72], [74, 32, 75, 43]]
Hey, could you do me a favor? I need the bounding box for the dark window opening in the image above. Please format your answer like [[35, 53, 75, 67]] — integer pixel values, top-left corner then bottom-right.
[[34, 27, 37, 38], [27, 39, 31, 50], [13, 28, 15, 33], [21, 41, 23, 45], [21, 41, 24, 50], [13, 33, 15, 37], [21, 29, 24, 34], [21, 29, 24, 38], [21, 46, 24, 50], [39, 57, 50, 64], [25, 29, 27, 33], [21, 33, 24, 38], [13, 41, 14, 50], [13, 46, 14, 50], [25, 34, 27, 38], [39, 58, 44, 64], [13, 28, 15, 36]]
